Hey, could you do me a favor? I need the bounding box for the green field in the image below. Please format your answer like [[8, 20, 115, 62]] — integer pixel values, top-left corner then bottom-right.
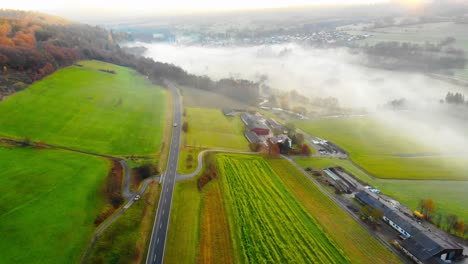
[[0, 60, 167, 155], [218, 154, 349, 263], [0, 146, 109, 264], [180, 85, 250, 109], [294, 157, 468, 228], [295, 116, 468, 180], [164, 176, 201, 264], [184, 107, 248, 151]]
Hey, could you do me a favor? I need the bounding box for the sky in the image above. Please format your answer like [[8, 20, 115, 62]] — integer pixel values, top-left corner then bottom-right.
[[2, 0, 391, 13]]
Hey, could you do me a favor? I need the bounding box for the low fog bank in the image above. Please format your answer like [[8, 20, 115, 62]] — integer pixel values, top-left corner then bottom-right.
[[138, 42, 468, 154], [377, 108, 468, 155], [140, 43, 466, 109]]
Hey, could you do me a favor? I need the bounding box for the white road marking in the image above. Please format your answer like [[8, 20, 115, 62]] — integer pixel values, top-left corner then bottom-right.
[[160, 224, 162, 229], [163, 209, 165, 215], [157, 238, 159, 244], [154, 255, 157, 261]]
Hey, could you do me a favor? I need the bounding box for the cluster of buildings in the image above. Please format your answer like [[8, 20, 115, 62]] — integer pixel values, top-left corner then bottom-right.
[[355, 191, 464, 264], [166, 30, 371, 47], [231, 110, 292, 153]]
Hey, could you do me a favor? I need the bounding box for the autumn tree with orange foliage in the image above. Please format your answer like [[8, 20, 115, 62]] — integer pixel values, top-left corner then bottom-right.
[[0, 33, 15, 47], [301, 144, 312, 156], [13, 32, 36, 47], [419, 198, 435, 221], [267, 139, 281, 157], [0, 22, 12, 36]]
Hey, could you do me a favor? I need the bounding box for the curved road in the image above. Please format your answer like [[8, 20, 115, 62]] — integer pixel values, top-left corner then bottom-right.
[[145, 82, 181, 264], [176, 149, 257, 181]]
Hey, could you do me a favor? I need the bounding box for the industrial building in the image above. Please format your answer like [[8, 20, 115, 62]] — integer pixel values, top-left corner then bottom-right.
[[355, 191, 464, 263]]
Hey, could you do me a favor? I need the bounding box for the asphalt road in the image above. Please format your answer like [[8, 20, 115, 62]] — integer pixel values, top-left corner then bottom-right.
[[120, 160, 134, 200], [146, 82, 181, 264]]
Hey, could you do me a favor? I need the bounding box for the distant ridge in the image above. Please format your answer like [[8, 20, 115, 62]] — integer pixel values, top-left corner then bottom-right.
[[0, 9, 68, 25]]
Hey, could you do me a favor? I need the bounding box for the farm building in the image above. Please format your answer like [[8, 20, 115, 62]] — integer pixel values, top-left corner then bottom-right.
[[355, 191, 464, 263], [401, 232, 464, 264], [269, 134, 292, 154], [323, 167, 357, 193], [244, 130, 261, 144], [241, 113, 270, 135], [267, 118, 286, 133], [355, 192, 419, 238], [269, 134, 290, 144]]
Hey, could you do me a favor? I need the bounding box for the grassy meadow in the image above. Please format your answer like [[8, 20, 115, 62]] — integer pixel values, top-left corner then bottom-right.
[[0, 60, 167, 155], [295, 116, 468, 180], [177, 147, 202, 174], [180, 85, 250, 109], [294, 157, 468, 228], [183, 107, 248, 151], [0, 146, 110, 264]]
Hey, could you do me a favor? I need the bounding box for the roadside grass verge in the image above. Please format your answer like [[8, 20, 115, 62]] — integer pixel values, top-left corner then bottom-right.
[[164, 177, 201, 264], [157, 88, 174, 172], [268, 158, 402, 263], [217, 154, 349, 263], [295, 116, 468, 180], [294, 157, 468, 230], [0, 146, 109, 264], [0, 60, 167, 156], [88, 182, 161, 264]]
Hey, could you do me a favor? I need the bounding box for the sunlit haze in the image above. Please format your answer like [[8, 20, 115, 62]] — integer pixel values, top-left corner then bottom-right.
[[3, 0, 391, 13]]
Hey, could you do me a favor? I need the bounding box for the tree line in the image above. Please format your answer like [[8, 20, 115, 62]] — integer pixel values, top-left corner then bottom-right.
[[419, 198, 466, 238]]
